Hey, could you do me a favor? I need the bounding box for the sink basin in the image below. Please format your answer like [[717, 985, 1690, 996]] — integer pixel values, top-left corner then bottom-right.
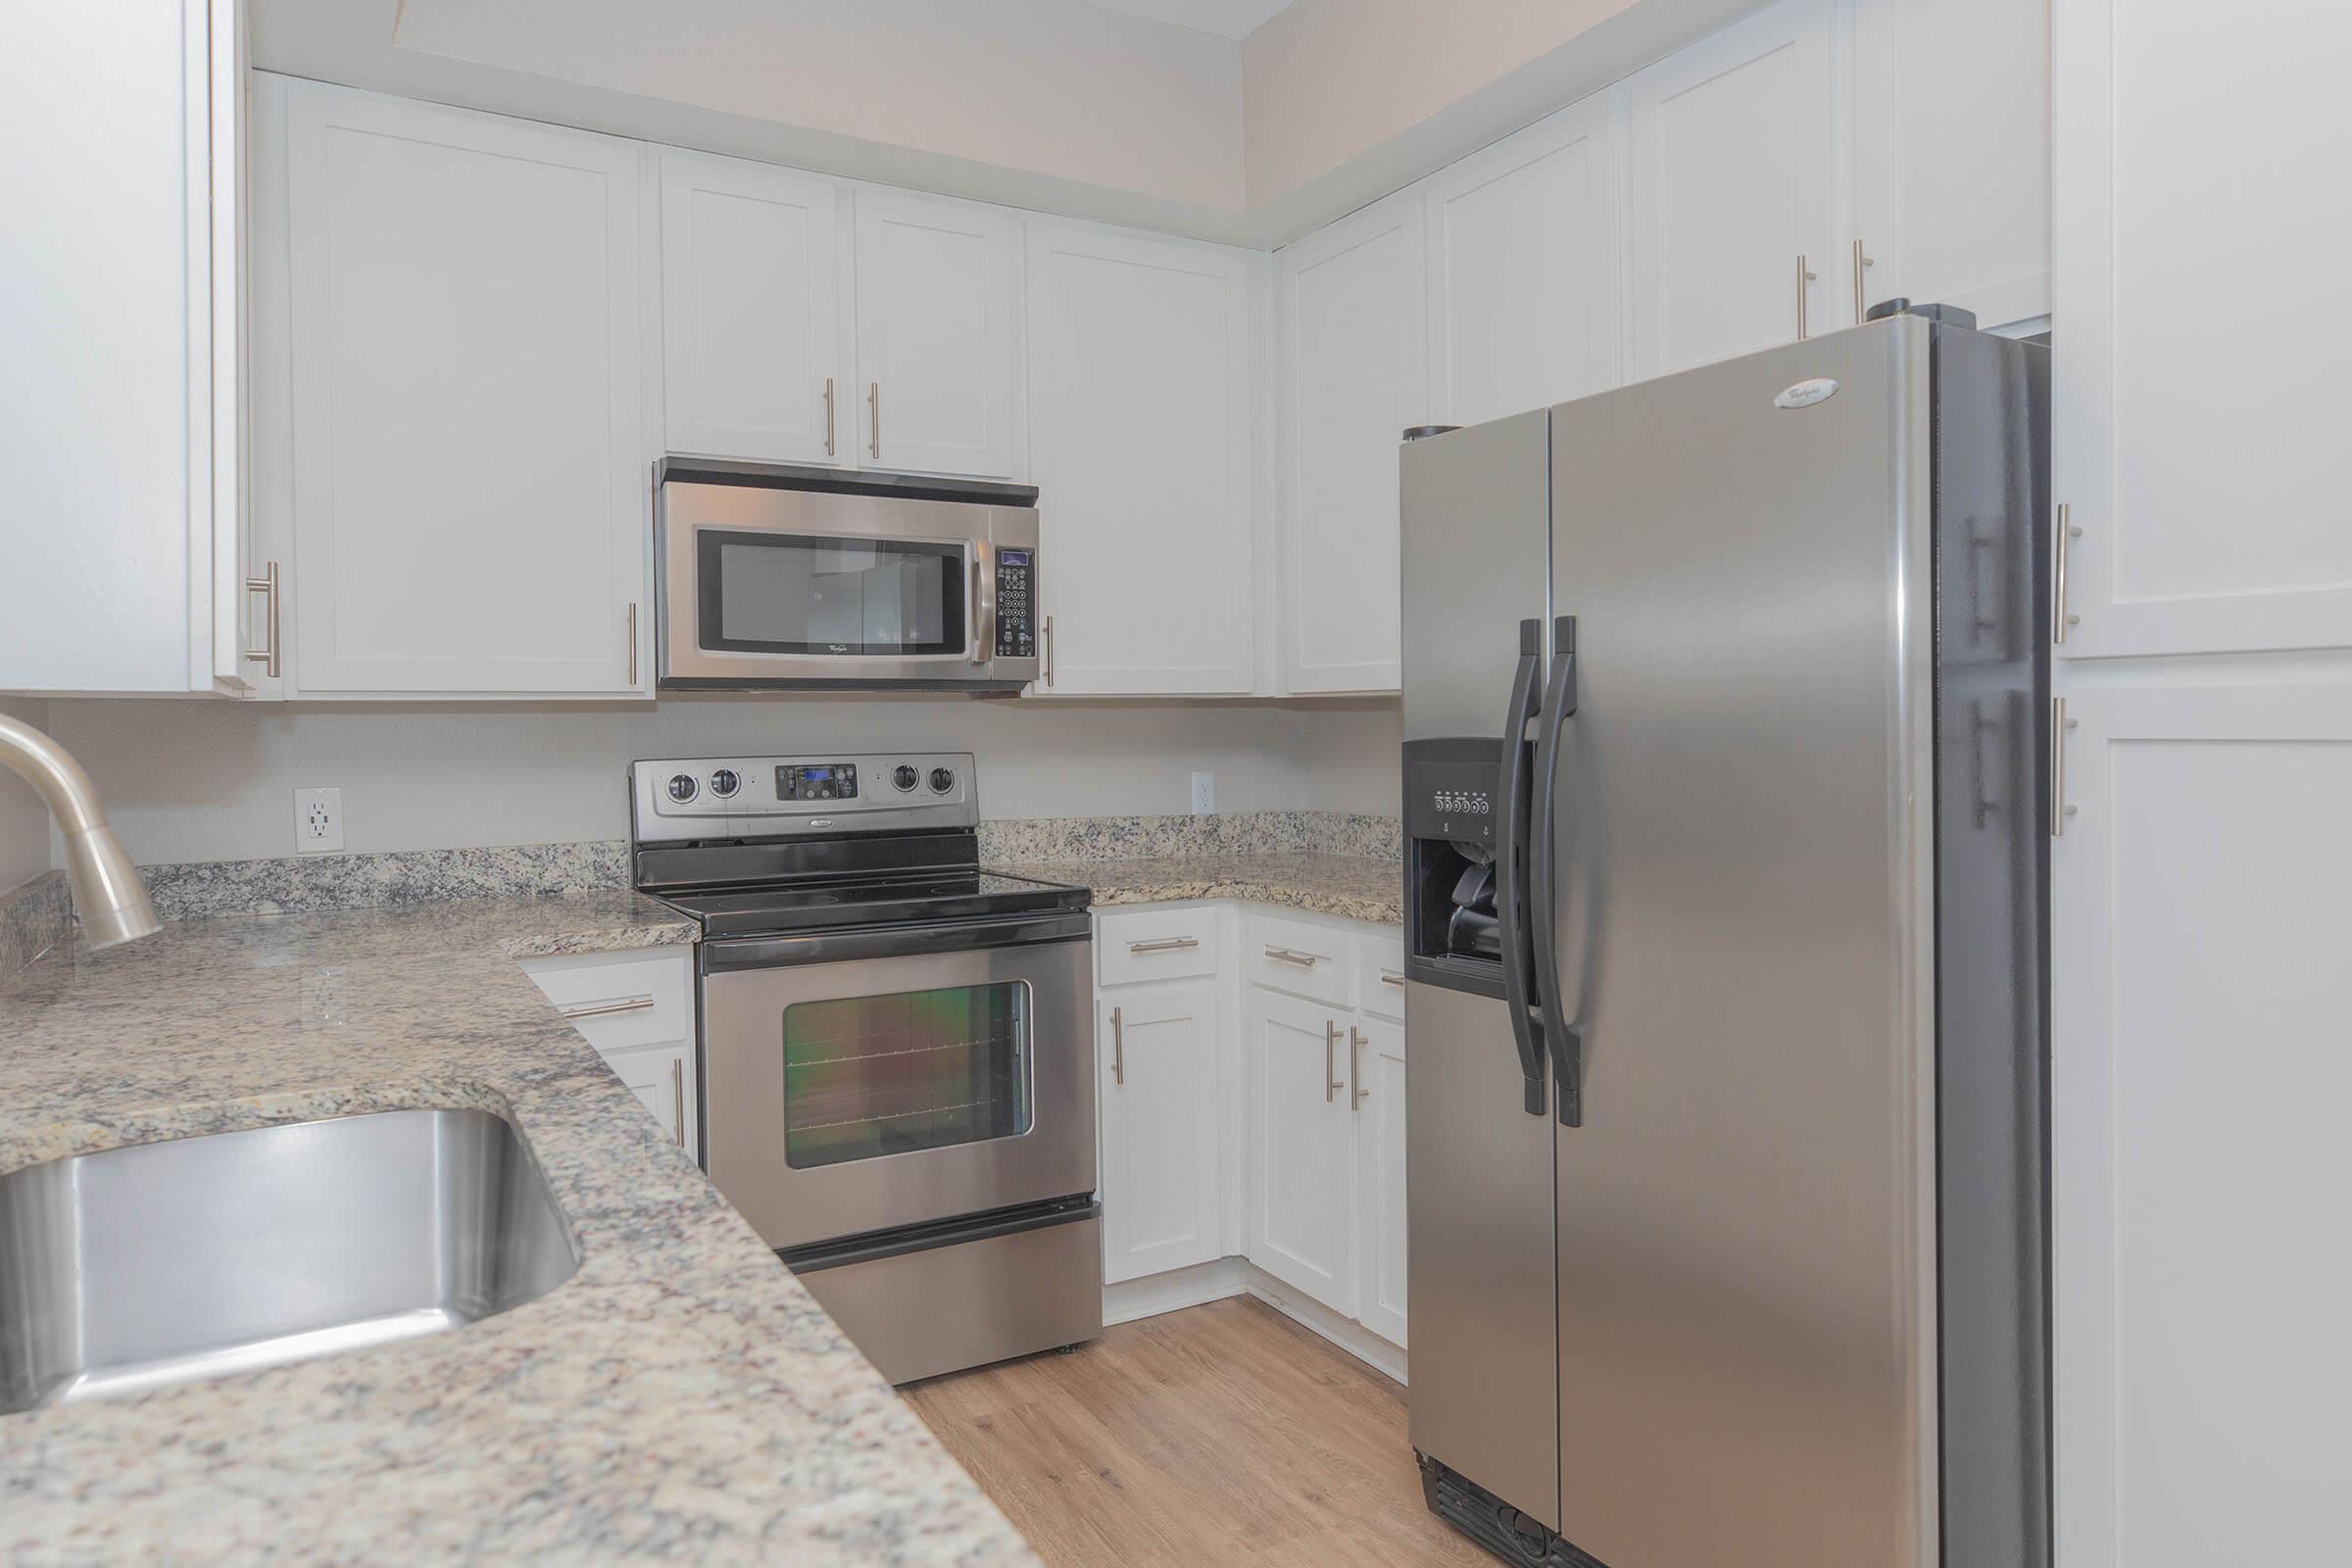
[[0, 1107, 579, 1413]]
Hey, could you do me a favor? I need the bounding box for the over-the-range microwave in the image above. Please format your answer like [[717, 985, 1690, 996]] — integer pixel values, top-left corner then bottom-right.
[[654, 459, 1041, 693]]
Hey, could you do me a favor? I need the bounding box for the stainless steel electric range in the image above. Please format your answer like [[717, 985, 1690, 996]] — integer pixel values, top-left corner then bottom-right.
[[629, 751, 1101, 1384]]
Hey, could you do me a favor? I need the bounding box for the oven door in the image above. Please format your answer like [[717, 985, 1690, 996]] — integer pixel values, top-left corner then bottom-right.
[[658, 468, 1041, 689], [699, 912, 1094, 1250]]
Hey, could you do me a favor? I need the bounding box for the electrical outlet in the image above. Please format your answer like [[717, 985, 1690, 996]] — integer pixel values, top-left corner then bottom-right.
[[1190, 770, 1216, 816], [295, 787, 343, 853]]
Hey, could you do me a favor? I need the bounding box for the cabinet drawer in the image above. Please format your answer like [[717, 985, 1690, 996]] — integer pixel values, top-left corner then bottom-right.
[[1098, 906, 1220, 987], [1243, 912, 1355, 1007], [1358, 929, 1407, 1021], [518, 947, 693, 1054]]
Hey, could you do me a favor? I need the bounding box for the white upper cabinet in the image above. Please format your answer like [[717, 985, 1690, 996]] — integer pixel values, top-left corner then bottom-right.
[[1853, 0, 2051, 330], [1624, 0, 1841, 380], [660, 152, 846, 466], [1424, 94, 1623, 427], [1025, 220, 1255, 696], [853, 189, 1021, 479], [279, 81, 649, 696], [1, 0, 249, 697], [2054, 0, 2352, 658], [1278, 189, 1426, 695]]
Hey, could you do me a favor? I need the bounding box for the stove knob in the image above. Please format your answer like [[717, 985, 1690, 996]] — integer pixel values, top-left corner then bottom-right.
[[666, 773, 698, 805], [709, 768, 740, 798], [893, 764, 919, 792], [929, 766, 956, 794]]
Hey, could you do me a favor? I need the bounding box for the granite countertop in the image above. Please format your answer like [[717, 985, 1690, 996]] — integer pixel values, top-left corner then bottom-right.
[[991, 851, 1402, 926], [0, 891, 1035, 1568]]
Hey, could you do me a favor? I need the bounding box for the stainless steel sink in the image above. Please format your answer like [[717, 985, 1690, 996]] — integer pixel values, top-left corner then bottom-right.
[[0, 1107, 579, 1413]]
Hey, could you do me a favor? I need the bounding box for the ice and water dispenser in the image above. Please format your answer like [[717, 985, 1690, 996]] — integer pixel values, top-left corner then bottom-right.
[[1402, 738, 1507, 983]]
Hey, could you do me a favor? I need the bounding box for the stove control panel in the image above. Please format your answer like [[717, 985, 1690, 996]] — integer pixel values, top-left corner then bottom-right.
[[631, 752, 976, 844]]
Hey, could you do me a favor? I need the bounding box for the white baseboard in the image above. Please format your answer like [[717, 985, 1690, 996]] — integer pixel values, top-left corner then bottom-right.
[[1100, 1256, 1408, 1386]]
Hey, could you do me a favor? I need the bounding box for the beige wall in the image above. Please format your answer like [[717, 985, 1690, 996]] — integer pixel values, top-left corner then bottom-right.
[[0, 697, 53, 894], [44, 698, 1400, 867]]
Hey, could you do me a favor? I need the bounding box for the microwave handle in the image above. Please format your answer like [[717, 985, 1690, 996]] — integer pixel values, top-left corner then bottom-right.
[[971, 540, 996, 664]]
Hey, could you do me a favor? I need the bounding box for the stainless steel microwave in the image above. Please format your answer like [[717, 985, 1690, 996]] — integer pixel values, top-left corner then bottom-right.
[[654, 459, 1041, 692]]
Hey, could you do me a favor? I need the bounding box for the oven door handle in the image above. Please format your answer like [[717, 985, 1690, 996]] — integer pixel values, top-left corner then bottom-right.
[[971, 540, 996, 664], [701, 909, 1093, 972]]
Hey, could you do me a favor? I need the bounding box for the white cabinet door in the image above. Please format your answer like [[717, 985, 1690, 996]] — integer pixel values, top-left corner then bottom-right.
[[1025, 220, 1254, 695], [1277, 188, 1426, 695], [1245, 989, 1355, 1315], [2052, 685, 2352, 1568], [660, 151, 845, 465], [1349, 1014, 1407, 1347], [1423, 93, 1622, 427], [282, 82, 647, 695], [2054, 0, 2352, 658], [854, 189, 1019, 478], [1624, 0, 1840, 380], [604, 1040, 698, 1163], [1099, 985, 1223, 1285], [1852, 0, 2050, 330]]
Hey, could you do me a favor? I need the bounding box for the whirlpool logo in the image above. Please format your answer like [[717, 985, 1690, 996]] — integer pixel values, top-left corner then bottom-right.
[[1773, 377, 1840, 410]]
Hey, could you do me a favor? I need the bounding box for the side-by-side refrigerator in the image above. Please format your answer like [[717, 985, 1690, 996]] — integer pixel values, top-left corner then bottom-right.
[[1400, 305, 2050, 1568]]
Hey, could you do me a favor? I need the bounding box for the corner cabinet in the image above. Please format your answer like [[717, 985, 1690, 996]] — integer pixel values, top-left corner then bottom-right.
[[0, 0, 252, 696], [853, 189, 1021, 479], [519, 946, 700, 1162], [1276, 189, 1426, 695], [274, 79, 651, 698], [1025, 220, 1256, 696]]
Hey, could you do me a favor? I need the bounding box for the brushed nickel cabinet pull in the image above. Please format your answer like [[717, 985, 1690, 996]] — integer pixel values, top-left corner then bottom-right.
[[1323, 1020, 1344, 1103], [2052, 503, 2082, 645], [1349, 1025, 1368, 1111], [1128, 936, 1200, 955], [559, 993, 656, 1021], [823, 376, 836, 458], [1263, 946, 1320, 968], [2051, 697, 2079, 837], [242, 561, 281, 678], [1852, 239, 1874, 324], [626, 603, 639, 687], [1379, 969, 1405, 988], [670, 1057, 686, 1148], [1042, 614, 1055, 687], [867, 380, 881, 460], [1796, 254, 1819, 340], [1110, 1005, 1125, 1087]]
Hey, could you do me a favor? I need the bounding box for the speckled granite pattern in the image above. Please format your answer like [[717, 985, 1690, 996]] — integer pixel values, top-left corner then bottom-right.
[[0, 893, 1035, 1568], [0, 871, 72, 984], [990, 852, 1402, 926], [977, 811, 1399, 864], [140, 839, 632, 921]]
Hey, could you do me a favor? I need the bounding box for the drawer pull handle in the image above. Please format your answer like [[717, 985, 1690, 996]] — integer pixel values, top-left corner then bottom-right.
[[1379, 969, 1405, 988], [559, 994, 656, 1021], [1263, 946, 1321, 968], [1128, 936, 1200, 955]]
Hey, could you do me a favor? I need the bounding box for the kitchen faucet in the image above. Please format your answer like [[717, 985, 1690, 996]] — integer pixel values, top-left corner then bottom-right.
[[0, 712, 158, 950]]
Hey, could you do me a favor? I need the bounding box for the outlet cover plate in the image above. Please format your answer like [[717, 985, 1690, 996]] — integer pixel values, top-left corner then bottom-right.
[[295, 786, 343, 853], [1190, 771, 1216, 816]]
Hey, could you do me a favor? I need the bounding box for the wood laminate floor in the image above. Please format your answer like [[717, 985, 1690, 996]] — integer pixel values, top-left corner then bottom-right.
[[903, 1296, 1492, 1566]]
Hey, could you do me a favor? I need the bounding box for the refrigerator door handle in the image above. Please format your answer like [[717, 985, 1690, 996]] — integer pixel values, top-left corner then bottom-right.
[[1530, 613, 1585, 1127], [1494, 616, 1549, 1116]]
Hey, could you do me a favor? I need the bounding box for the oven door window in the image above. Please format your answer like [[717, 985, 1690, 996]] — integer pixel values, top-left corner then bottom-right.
[[781, 982, 1033, 1169], [699, 530, 968, 657]]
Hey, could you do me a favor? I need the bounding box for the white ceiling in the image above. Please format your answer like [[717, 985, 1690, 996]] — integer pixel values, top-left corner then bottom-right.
[[1084, 0, 1295, 40]]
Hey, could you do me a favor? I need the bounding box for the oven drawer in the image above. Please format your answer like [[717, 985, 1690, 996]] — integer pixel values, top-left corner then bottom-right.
[[518, 948, 693, 1053], [1097, 906, 1219, 987], [1243, 911, 1355, 1008]]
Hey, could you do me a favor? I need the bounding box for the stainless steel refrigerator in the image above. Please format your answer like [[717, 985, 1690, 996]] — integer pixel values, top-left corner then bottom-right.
[[1399, 305, 2049, 1568]]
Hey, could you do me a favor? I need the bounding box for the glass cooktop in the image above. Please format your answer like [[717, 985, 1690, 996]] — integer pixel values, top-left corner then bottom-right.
[[657, 868, 1089, 940]]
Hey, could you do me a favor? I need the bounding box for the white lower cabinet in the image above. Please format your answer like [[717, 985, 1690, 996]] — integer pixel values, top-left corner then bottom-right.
[[1095, 902, 1408, 1357], [1098, 983, 1222, 1284], [517, 946, 700, 1160], [1245, 989, 1358, 1315]]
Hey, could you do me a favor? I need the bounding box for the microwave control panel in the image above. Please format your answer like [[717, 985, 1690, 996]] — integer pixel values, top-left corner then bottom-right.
[[996, 550, 1035, 659]]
